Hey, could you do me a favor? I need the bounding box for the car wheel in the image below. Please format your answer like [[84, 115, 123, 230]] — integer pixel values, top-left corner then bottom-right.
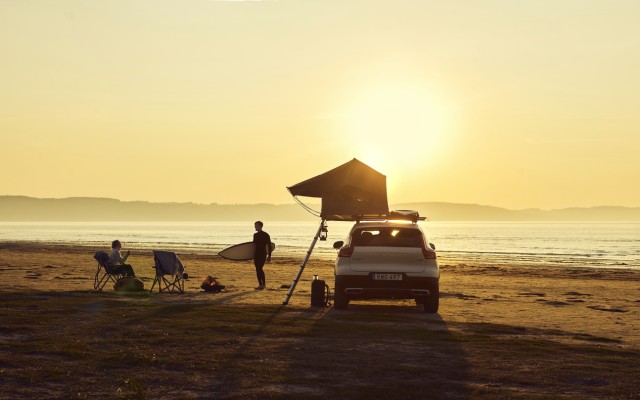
[[334, 285, 349, 309], [423, 283, 439, 313]]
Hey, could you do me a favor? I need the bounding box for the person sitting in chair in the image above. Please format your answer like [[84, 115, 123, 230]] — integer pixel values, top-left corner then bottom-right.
[[109, 240, 136, 277]]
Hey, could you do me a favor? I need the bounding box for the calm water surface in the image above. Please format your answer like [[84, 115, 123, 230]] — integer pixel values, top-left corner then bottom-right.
[[0, 221, 638, 269]]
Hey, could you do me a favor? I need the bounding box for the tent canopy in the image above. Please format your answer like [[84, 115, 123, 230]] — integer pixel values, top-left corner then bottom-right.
[[287, 158, 389, 221]]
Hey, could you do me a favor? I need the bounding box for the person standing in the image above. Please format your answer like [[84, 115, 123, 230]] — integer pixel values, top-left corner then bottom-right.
[[253, 221, 271, 290]]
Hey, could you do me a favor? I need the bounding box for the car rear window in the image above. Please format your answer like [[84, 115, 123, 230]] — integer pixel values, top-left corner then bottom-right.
[[352, 227, 424, 247]]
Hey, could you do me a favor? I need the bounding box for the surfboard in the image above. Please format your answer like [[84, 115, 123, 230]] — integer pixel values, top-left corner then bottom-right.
[[218, 242, 276, 261]]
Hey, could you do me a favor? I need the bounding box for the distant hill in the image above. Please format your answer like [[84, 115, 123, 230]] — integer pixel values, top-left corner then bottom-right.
[[0, 196, 315, 222], [1, 196, 639, 222], [394, 202, 640, 222]]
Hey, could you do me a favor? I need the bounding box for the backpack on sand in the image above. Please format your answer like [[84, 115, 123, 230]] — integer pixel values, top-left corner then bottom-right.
[[201, 275, 225, 292]]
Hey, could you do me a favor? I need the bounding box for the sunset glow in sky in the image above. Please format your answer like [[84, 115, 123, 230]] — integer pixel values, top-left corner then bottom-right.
[[1, 1, 639, 209]]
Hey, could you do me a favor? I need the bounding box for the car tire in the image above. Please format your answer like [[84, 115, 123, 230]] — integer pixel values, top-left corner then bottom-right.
[[423, 283, 439, 313], [333, 285, 349, 309]]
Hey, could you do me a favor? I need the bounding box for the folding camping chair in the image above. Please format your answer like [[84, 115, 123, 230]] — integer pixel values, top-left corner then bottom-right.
[[150, 250, 187, 293], [93, 251, 124, 291]]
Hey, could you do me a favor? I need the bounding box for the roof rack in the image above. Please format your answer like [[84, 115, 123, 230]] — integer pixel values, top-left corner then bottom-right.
[[387, 210, 426, 223], [351, 210, 426, 223]]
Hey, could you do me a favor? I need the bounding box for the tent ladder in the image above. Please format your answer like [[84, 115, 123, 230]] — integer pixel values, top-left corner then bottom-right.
[[282, 218, 326, 305]]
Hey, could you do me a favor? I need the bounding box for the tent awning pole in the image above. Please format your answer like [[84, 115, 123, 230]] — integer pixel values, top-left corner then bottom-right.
[[282, 218, 326, 305]]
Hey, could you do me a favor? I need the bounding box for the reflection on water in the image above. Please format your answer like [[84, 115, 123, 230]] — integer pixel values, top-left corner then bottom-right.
[[0, 221, 638, 269]]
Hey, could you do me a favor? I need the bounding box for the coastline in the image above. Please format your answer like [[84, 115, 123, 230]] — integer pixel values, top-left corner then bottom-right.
[[1, 237, 637, 270], [1, 241, 639, 325]]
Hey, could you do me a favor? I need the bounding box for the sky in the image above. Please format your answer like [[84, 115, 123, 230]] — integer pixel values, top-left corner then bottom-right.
[[1, 0, 639, 210]]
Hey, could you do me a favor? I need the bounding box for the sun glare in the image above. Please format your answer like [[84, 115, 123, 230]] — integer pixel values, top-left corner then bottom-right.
[[348, 84, 450, 172]]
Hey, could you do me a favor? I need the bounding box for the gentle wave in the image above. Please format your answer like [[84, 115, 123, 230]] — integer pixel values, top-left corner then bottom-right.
[[1, 221, 638, 269]]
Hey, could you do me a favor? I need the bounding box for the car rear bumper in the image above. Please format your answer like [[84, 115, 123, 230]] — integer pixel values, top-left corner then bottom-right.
[[335, 274, 438, 299]]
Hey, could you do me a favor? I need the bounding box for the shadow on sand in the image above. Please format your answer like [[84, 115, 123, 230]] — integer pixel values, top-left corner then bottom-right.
[[279, 302, 470, 400], [213, 299, 470, 400], [0, 290, 470, 399]]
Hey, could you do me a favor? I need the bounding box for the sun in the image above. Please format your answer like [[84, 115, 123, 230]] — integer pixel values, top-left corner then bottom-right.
[[347, 83, 451, 173]]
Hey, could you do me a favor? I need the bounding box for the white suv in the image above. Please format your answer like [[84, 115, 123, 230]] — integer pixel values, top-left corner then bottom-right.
[[332, 216, 439, 313]]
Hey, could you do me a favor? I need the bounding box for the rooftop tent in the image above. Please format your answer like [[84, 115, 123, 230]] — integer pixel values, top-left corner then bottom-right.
[[282, 158, 390, 305], [287, 158, 389, 221]]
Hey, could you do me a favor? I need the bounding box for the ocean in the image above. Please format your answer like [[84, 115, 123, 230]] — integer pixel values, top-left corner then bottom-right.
[[0, 221, 638, 269]]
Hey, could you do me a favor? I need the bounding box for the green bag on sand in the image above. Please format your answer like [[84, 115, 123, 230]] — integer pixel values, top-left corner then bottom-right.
[[114, 277, 145, 292]]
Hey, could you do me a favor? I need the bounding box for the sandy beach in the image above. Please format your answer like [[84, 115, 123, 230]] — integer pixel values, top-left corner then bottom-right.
[[1, 242, 640, 399]]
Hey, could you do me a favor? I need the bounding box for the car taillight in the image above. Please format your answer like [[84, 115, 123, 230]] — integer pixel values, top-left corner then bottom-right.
[[421, 244, 437, 259], [338, 246, 354, 257]]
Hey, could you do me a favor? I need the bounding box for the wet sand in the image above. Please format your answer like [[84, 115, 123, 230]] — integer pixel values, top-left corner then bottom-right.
[[1, 242, 639, 340], [1, 242, 639, 399]]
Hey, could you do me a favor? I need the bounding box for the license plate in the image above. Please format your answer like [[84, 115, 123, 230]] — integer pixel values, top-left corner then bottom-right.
[[373, 273, 403, 281]]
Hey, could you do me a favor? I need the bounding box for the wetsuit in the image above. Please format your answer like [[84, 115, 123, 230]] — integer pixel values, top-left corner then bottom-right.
[[253, 230, 271, 286]]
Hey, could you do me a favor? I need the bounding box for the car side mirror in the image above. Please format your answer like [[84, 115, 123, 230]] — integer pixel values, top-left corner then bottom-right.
[[333, 240, 344, 250], [429, 243, 436, 251]]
